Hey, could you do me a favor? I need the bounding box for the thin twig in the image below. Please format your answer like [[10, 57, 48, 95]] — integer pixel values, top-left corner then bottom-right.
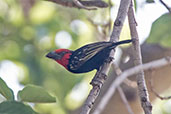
[[113, 63, 134, 114], [46, 0, 108, 9], [93, 57, 171, 114], [72, 0, 97, 10], [80, 0, 131, 113], [149, 72, 171, 100], [117, 86, 134, 114], [159, 0, 171, 13], [112, 63, 137, 88], [93, 63, 135, 114], [128, 0, 152, 113]]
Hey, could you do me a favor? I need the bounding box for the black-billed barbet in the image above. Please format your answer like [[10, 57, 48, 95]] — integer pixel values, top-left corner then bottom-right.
[[46, 40, 132, 73]]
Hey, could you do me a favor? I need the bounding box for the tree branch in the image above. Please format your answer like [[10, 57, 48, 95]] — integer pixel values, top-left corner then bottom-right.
[[93, 57, 171, 114], [72, 0, 97, 10], [159, 0, 171, 13], [112, 63, 137, 88], [113, 63, 134, 114], [46, 0, 108, 9], [80, 0, 131, 113], [128, 0, 152, 113], [93, 63, 135, 114], [117, 86, 134, 114]]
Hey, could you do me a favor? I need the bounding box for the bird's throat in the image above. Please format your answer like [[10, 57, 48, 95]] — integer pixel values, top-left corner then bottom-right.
[[56, 53, 72, 69]]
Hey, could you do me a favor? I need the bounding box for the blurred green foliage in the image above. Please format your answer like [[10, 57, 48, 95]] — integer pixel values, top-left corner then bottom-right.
[[0, 101, 38, 114], [0, 0, 109, 113], [0, 77, 14, 100], [18, 84, 56, 103], [146, 0, 155, 3], [0, 77, 57, 113]]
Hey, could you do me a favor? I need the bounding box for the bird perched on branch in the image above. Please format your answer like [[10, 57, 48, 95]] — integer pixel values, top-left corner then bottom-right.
[[46, 40, 132, 73]]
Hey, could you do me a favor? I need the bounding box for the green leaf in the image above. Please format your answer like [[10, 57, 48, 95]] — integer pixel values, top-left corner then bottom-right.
[[147, 13, 171, 47], [146, 0, 155, 3], [0, 77, 14, 100], [18, 84, 56, 103], [0, 101, 38, 114]]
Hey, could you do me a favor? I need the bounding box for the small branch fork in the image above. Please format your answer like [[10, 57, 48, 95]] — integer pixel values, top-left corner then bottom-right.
[[80, 0, 131, 114], [112, 63, 137, 88], [94, 57, 171, 114]]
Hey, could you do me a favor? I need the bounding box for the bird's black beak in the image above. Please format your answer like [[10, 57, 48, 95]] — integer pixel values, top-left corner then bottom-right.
[[46, 51, 61, 60]]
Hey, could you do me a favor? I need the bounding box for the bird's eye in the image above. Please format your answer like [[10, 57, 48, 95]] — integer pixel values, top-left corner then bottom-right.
[[59, 51, 67, 56]]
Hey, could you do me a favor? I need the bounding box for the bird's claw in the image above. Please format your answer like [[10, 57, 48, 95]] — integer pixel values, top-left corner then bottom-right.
[[101, 73, 107, 80], [105, 57, 114, 63], [90, 80, 102, 87], [90, 73, 107, 87]]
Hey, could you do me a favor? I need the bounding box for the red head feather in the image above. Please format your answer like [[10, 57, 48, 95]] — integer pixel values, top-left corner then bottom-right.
[[54, 49, 72, 69]]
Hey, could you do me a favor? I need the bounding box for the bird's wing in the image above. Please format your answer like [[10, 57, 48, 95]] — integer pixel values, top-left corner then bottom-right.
[[69, 42, 112, 70]]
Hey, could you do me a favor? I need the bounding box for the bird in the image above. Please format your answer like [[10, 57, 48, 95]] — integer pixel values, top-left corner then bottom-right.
[[46, 39, 132, 73]]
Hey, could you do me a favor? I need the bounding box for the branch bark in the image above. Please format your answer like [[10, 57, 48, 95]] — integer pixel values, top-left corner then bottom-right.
[[93, 57, 171, 114], [113, 63, 134, 114], [46, 0, 108, 9], [117, 86, 134, 114], [80, 0, 131, 114], [128, 0, 152, 114]]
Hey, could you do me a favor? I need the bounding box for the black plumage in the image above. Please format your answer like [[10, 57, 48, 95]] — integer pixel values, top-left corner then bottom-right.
[[68, 40, 132, 73]]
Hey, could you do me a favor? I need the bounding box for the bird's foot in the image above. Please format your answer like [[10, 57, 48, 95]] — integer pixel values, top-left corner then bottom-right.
[[90, 73, 107, 87], [101, 73, 107, 80], [105, 57, 114, 63]]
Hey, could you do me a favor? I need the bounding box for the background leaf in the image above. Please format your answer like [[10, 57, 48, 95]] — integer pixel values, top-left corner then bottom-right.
[[146, 0, 155, 3], [147, 13, 171, 47], [0, 77, 14, 100], [0, 101, 37, 114], [18, 84, 56, 103]]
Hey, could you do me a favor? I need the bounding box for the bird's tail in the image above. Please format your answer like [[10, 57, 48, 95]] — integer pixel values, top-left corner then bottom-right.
[[111, 39, 132, 48]]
